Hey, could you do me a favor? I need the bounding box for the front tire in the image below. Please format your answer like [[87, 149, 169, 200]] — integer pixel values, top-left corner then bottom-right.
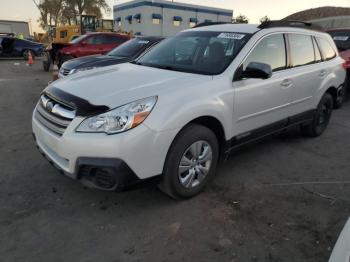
[[159, 124, 219, 200], [301, 92, 333, 137]]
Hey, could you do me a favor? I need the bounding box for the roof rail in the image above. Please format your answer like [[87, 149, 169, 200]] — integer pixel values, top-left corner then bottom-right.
[[192, 21, 231, 28], [258, 20, 324, 31]]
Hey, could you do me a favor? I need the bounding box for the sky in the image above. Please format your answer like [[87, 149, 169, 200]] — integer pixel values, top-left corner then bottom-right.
[[0, 0, 349, 33]]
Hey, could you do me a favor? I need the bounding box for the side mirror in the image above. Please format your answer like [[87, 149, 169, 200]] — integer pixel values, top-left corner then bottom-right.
[[240, 62, 272, 80], [81, 41, 87, 46]]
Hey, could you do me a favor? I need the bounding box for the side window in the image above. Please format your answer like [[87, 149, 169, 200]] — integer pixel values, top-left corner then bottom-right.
[[86, 36, 103, 45], [60, 30, 68, 39], [243, 34, 286, 72], [288, 34, 315, 67], [112, 36, 128, 44], [317, 37, 336, 61], [313, 37, 322, 63]]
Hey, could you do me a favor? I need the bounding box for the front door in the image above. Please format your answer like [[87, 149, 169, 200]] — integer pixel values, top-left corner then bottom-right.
[[233, 33, 292, 136]]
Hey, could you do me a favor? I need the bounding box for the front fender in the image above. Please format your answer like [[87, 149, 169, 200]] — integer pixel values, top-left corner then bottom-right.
[[144, 79, 234, 141]]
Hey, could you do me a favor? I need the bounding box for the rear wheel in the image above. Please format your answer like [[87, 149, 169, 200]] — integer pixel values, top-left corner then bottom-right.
[[301, 92, 333, 137], [159, 124, 219, 199]]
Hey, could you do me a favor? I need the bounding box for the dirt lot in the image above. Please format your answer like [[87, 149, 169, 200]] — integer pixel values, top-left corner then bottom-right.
[[0, 59, 349, 262]]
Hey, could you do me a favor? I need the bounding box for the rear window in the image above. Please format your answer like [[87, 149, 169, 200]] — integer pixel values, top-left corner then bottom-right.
[[289, 34, 315, 67], [328, 30, 350, 51], [317, 37, 336, 61]]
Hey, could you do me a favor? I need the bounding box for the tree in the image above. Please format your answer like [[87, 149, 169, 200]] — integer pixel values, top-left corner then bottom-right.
[[33, 0, 109, 29], [260, 16, 271, 23], [33, 0, 64, 29], [233, 14, 249, 24]]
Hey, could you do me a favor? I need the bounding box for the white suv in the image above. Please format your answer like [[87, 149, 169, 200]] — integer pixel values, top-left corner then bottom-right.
[[32, 21, 346, 199]]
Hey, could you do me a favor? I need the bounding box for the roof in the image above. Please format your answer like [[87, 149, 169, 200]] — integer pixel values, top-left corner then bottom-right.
[[0, 20, 29, 24], [114, 0, 233, 17], [185, 22, 329, 35]]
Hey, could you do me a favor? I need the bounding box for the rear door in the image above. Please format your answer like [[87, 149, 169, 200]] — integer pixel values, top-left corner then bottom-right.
[[286, 33, 323, 117], [233, 33, 292, 135]]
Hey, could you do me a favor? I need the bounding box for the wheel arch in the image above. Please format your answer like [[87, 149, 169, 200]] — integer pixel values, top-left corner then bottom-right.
[[164, 115, 227, 164]]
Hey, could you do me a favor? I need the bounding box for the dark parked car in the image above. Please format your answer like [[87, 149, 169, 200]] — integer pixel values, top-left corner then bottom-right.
[[0, 34, 43, 59], [59, 36, 164, 78], [327, 28, 350, 88]]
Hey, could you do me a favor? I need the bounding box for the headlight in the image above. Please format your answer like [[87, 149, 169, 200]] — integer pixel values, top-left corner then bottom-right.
[[76, 96, 157, 134]]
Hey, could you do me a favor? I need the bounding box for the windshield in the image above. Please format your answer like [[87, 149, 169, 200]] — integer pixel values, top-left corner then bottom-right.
[[136, 31, 252, 75], [108, 38, 153, 58], [328, 30, 350, 51], [70, 35, 87, 44]]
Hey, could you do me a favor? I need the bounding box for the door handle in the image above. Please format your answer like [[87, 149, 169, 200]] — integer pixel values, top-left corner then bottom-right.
[[319, 70, 327, 77], [281, 79, 292, 88]]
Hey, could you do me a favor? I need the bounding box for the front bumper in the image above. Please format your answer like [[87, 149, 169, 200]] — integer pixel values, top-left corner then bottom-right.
[[32, 111, 179, 190]]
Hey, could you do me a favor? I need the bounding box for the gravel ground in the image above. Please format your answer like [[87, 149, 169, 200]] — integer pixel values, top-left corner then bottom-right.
[[0, 59, 349, 262]]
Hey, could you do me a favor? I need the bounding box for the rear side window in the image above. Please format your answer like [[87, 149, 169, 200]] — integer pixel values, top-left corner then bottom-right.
[[86, 36, 103, 45], [288, 34, 315, 67], [109, 35, 128, 44], [317, 37, 336, 61], [243, 34, 286, 72]]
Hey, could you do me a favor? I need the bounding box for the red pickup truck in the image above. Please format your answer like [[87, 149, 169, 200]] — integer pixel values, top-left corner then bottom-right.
[[43, 32, 130, 70]]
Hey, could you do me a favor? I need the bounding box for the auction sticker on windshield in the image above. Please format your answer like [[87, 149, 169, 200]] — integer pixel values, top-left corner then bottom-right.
[[218, 33, 246, 40]]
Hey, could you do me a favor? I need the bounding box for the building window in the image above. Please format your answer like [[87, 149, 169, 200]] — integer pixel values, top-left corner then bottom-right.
[[125, 15, 132, 25], [152, 14, 162, 24], [189, 18, 198, 27], [133, 13, 141, 23], [173, 16, 182, 27], [115, 17, 121, 27]]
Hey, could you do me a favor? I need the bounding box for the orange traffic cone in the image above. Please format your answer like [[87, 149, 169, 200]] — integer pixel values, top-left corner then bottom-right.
[[28, 51, 34, 66], [52, 64, 59, 81]]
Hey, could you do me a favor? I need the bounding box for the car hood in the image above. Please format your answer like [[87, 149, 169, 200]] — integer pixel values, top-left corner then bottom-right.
[[49, 63, 211, 109], [63, 55, 129, 70]]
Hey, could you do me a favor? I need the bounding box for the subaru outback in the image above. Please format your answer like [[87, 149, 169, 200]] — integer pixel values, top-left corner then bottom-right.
[[32, 21, 346, 199]]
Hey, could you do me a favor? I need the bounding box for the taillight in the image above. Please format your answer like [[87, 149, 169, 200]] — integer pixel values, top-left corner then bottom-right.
[[343, 60, 350, 70]]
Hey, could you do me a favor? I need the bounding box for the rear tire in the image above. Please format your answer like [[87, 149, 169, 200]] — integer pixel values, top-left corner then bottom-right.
[[300, 92, 333, 137], [159, 124, 219, 200]]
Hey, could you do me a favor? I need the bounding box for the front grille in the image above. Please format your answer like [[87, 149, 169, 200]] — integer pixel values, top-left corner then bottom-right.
[[34, 95, 75, 136], [60, 67, 72, 76]]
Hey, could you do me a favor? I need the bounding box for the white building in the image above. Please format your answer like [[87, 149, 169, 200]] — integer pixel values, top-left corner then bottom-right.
[[113, 0, 233, 37], [0, 20, 30, 37]]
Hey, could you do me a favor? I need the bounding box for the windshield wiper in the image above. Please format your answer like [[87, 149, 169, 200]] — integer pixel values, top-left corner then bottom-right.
[[130, 61, 143, 65]]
